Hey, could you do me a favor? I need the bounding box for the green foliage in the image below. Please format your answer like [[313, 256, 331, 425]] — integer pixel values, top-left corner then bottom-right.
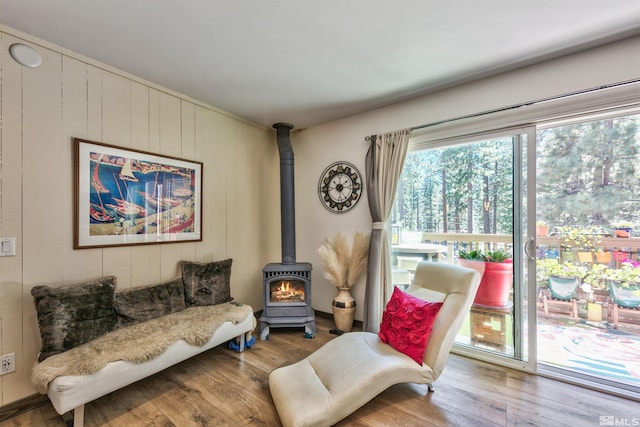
[[555, 225, 602, 249], [536, 258, 586, 286], [582, 263, 608, 289], [394, 138, 513, 234], [537, 116, 639, 227], [612, 221, 633, 229], [393, 113, 640, 237], [603, 262, 640, 289], [459, 249, 511, 263], [569, 260, 640, 291]]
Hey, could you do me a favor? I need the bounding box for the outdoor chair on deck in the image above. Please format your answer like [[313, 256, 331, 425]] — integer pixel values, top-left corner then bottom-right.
[[268, 262, 481, 427]]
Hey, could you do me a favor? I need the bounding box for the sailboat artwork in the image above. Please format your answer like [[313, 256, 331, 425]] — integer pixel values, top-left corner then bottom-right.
[[76, 138, 202, 248], [89, 154, 115, 223]]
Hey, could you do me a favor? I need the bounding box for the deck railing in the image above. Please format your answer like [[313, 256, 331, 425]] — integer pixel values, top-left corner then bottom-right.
[[390, 231, 640, 329], [417, 232, 640, 265], [420, 232, 513, 263]]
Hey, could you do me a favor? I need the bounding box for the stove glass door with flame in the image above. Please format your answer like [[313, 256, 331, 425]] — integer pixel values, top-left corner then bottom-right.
[[270, 279, 305, 304]]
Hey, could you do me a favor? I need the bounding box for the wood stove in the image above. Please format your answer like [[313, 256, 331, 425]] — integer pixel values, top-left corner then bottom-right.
[[260, 262, 314, 339], [259, 123, 316, 340]]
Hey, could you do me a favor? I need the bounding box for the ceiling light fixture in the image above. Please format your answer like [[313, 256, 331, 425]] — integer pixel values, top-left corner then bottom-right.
[[9, 43, 42, 68]]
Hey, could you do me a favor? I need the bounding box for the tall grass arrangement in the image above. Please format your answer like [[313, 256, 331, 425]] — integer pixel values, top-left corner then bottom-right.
[[318, 231, 369, 289]]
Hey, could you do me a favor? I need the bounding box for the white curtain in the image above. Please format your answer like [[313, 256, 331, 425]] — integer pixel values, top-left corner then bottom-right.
[[363, 129, 411, 332]]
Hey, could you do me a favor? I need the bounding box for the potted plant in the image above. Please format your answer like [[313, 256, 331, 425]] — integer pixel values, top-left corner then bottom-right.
[[459, 249, 512, 307], [536, 220, 549, 237], [318, 231, 369, 332], [555, 225, 602, 250], [612, 221, 634, 238], [603, 260, 640, 308], [536, 258, 585, 300], [582, 263, 608, 290]]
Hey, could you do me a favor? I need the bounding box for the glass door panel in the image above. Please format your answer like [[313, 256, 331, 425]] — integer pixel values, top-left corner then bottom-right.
[[393, 129, 532, 360], [536, 112, 640, 393]]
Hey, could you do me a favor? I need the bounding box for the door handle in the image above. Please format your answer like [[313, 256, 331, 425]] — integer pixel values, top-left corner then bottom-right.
[[524, 237, 535, 261]]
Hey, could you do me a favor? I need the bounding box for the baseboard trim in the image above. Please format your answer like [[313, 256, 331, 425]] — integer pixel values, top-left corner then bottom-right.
[[0, 393, 49, 422], [255, 309, 363, 330]]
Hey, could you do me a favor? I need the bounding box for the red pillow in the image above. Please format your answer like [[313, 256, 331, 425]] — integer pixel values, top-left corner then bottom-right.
[[378, 286, 443, 364]]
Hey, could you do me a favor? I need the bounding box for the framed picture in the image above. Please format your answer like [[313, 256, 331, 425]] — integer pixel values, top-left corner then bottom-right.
[[74, 138, 203, 248]]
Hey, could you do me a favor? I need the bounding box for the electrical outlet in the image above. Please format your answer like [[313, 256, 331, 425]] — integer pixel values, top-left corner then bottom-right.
[[1, 353, 16, 375]]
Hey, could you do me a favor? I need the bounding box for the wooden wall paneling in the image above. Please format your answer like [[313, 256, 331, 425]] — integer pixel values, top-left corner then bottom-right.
[[158, 93, 181, 157], [101, 71, 134, 289], [179, 101, 197, 262], [193, 105, 214, 262], [180, 101, 196, 160], [102, 71, 131, 147], [61, 56, 99, 284], [197, 110, 224, 261], [148, 89, 161, 154], [131, 82, 150, 151], [158, 92, 184, 280], [86, 66, 103, 143], [227, 120, 243, 261], [0, 33, 28, 405], [144, 88, 162, 285], [0, 27, 281, 407], [85, 63, 108, 284], [210, 114, 232, 260], [130, 81, 154, 288], [19, 42, 64, 402], [227, 123, 263, 306], [83, 65, 107, 280], [101, 240, 134, 293], [253, 125, 275, 308], [261, 129, 281, 272], [225, 122, 255, 306], [229, 124, 269, 308], [21, 45, 63, 283]]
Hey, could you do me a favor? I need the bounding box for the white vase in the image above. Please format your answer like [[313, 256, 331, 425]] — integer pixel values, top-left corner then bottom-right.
[[332, 287, 356, 332]]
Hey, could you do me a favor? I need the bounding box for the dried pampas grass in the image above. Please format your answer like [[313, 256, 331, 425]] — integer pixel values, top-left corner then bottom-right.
[[318, 231, 370, 289]]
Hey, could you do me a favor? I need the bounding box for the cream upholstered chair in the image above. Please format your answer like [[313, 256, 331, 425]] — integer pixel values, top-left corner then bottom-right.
[[268, 261, 481, 427]]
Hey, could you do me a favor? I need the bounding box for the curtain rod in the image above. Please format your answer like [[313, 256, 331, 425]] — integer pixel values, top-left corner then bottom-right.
[[364, 78, 640, 141]]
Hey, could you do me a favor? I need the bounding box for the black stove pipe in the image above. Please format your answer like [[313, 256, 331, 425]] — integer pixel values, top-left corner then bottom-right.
[[273, 123, 296, 265]]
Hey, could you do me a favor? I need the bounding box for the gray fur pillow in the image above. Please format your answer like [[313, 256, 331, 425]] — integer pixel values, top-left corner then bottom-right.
[[115, 278, 186, 327], [180, 259, 233, 307], [31, 276, 117, 362]]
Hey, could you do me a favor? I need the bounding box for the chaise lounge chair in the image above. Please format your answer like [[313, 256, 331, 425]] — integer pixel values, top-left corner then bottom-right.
[[268, 261, 481, 427]]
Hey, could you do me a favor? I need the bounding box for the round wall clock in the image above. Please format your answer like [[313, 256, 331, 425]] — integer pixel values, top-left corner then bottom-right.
[[318, 161, 363, 213]]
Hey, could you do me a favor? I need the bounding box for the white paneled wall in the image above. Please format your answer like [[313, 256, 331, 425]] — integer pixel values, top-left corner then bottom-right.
[[0, 27, 277, 405]]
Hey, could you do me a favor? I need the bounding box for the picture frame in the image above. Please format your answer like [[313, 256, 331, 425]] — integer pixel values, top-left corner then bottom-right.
[[74, 138, 203, 249]]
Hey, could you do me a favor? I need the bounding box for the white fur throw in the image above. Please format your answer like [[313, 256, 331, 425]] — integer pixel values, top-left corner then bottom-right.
[[31, 302, 254, 394]]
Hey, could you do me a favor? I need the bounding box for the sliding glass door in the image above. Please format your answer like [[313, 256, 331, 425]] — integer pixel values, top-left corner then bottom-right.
[[394, 109, 640, 396], [392, 128, 535, 362]]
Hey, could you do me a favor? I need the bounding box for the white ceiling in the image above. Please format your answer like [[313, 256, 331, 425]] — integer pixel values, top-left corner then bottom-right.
[[2, 1, 640, 129]]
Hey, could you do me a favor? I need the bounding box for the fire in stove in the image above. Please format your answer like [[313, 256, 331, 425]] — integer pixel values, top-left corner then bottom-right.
[[271, 280, 305, 302]]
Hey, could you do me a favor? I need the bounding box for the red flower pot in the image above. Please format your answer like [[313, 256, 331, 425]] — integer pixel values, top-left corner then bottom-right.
[[614, 228, 631, 238], [459, 259, 513, 307]]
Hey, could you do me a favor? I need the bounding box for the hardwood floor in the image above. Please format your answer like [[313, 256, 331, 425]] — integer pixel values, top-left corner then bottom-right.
[[1, 315, 636, 427]]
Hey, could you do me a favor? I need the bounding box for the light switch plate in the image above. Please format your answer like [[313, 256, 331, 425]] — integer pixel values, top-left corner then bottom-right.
[[0, 238, 15, 256]]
